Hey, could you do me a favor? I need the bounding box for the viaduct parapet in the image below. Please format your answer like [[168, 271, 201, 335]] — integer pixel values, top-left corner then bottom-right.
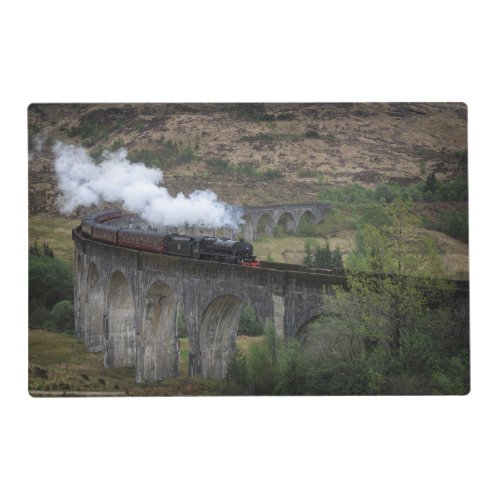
[[73, 229, 344, 383]]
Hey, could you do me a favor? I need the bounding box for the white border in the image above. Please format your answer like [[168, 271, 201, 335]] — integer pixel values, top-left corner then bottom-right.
[[2, 1, 498, 499]]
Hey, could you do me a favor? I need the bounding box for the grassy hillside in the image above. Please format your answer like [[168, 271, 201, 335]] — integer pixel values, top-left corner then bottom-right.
[[28, 103, 467, 212], [29, 215, 80, 265]]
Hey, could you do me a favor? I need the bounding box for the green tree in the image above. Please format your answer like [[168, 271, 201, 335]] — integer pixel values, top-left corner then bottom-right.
[[29, 250, 74, 329], [303, 239, 314, 267], [246, 323, 280, 394], [331, 245, 344, 270], [226, 347, 249, 393], [29, 254, 73, 310], [424, 172, 438, 193], [345, 199, 446, 354], [299, 199, 470, 394], [314, 240, 333, 268], [237, 305, 264, 336]]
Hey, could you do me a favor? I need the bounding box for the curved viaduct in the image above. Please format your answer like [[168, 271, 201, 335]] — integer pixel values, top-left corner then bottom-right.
[[73, 229, 345, 383]]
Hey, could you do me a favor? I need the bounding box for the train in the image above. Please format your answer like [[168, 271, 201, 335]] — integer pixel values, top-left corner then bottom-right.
[[79, 209, 261, 267]]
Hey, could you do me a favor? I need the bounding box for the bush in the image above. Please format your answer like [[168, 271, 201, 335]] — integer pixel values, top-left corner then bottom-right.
[[305, 129, 320, 138], [111, 137, 125, 151], [298, 218, 317, 236], [231, 103, 274, 121], [50, 300, 75, 333]]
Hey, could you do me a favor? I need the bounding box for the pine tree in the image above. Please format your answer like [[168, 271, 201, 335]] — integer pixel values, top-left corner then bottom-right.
[[424, 172, 438, 193], [303, 240, 314, 267], [331, 245, 344, 270]]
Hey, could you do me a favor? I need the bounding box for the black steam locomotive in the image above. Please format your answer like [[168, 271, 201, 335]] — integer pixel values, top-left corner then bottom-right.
[[79, 210, 260, 267]]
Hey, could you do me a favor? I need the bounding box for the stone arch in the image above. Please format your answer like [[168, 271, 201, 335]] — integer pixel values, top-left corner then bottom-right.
[[137, 281, 179, 382], [199, 294, 244, 379], [256, 213, 274, 237], [276, 211, 296, 235], [295, 314, 325, 341], [298, 209, 318, 235], [239, 214, 255, 241], [299, 209, 317, 225], [105, 271, 136, 368], [86, 262, 104, 352], [75, 253, 85, 339]]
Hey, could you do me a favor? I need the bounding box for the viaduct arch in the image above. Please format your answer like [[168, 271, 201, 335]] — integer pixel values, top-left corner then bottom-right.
[[240, 203, 330, 240], [73, 229, 345, 383]]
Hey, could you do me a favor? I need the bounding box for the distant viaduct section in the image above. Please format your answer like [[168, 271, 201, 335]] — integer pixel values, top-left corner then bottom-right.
[[121, 203, 332, 241], [73, 228, 345, 383], [240, 203, 331, 241]]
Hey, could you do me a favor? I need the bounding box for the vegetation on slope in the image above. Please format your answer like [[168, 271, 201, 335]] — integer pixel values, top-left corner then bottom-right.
[[227, 201, 469, 396], [29, 330, 263, 396]]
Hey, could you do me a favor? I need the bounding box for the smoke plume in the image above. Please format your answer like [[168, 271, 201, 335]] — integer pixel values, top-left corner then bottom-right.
[[53, 142, 243, 230]]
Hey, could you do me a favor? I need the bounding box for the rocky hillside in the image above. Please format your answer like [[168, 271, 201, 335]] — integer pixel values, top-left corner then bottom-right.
[[28, 103, 467, 214]]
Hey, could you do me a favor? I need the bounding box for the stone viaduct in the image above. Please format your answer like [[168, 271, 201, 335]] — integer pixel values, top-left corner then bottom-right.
[[240, 203, 331, 241], [73, 229, 345, 383]]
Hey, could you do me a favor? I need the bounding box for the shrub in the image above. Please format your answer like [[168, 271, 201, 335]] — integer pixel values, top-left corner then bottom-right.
[[111, 137, 125, 151], [305, 129, 320, 138], [50, 300, 75, 333], [231, 103, 274, 121], [298, 218, 317, 236], [261, 168, 283, 180]]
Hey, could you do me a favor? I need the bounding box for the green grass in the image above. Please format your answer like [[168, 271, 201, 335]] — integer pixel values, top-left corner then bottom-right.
[[252, 234, 356, 266], [29, 329, 263, 396], [29, 215, 80, 266]]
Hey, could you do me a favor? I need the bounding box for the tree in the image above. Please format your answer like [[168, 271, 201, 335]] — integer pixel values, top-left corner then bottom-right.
[[29, 254, 73, 310], [237, 305, 264, 336], [345, 199, 446, 354], [226, 347, 249, 392], [314, 240, 332, 268], [246, 323, 280, 394], [424, 172, 438, 193], [29, 249, 73, 329], [331, 245, 344, 270], [290, 199, 469, 395], [303, 239, 314, 267]]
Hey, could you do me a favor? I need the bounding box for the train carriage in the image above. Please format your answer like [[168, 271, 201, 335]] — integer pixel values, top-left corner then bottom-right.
[[91, 223, 119, 245], [117, 229, 167, 253]]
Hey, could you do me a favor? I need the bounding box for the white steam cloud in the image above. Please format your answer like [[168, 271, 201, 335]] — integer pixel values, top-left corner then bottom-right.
[[53, 142, 243, 230]]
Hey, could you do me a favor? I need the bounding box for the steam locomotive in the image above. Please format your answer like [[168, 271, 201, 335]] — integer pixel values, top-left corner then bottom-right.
[[79, 210, 261, 267]]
